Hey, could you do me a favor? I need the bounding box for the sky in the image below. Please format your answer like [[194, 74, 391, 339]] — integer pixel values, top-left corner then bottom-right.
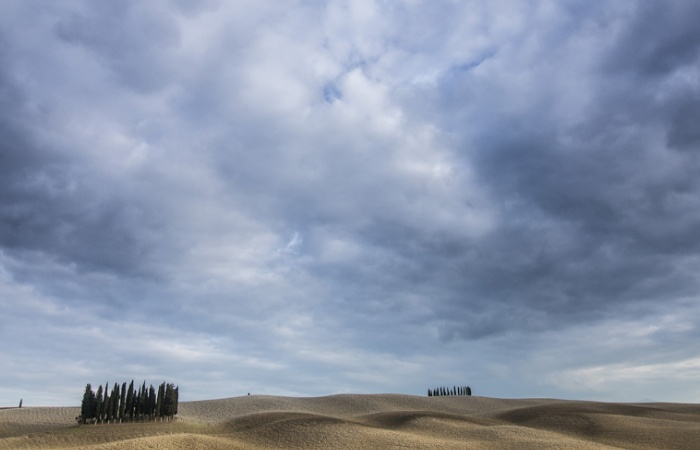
[[1, 0, 699, 406]]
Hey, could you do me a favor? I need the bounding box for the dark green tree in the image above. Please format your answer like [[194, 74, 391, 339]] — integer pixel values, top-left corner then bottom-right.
[[163, 383, 178, 420], [94, 385, 104, 425], [156, 382, 164, 420], [173, 386, 178, 416], [104, 382, 111, 423], [125, 380, 134, 421], [136, 383, 143, 420], [140, 381, 147, 420], [81, 384, 92, 421], [164, 384, 173, 419], [111, 383, 120, 423], [119, 382, 127, 422], [148, 385, 156, 420]]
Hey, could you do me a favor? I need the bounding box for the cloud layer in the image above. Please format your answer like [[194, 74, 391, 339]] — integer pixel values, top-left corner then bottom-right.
[[1, 0, 699, 405]]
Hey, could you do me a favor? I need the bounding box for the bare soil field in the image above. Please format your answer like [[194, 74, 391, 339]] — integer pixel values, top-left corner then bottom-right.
[[1, 394, 699, 449]]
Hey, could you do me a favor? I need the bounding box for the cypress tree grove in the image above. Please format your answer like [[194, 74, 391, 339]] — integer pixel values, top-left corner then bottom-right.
[[427, 385, 473, 397], [78, 380, 178, 425]]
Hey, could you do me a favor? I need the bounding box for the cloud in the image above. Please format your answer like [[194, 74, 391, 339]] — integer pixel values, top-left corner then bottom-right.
[[1, 0, 699, 405]]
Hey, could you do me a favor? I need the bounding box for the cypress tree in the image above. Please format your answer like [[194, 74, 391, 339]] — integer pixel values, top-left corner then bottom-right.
[[94, 385, 103, 425], [142, 383, 148, 419], [112, 383, 120, 423], [141, 381, 147, 420], [164, 383, 176, 419], [136, 384, 143, 420], [149, 385, 157, 420], [119, 382, 127, 422], [126, 380, 134, 421], [135, 385, 141, 420], [107, 392, 114, 423], [108, 383, 116, 423], [173, 386, 178, 416], [156, 382, 164, 420], [104, 382, 111, 423], [164, 384, 172, 420], [81, 384, 92, 422], [467, 386, 471, 396], [89, 389, 97, 421]]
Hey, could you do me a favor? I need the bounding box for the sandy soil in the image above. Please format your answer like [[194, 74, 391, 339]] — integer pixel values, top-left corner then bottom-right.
[[1, 395, 698, 449]]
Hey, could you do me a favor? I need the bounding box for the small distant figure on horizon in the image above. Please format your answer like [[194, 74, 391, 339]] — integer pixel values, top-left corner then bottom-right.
[[247, 393, 250, 396], [19, 399, 22, 408]]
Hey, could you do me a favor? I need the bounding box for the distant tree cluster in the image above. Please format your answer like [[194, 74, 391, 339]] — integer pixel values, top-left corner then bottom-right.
[[78, 380, 178, 424], [428, 385, 471, 397]]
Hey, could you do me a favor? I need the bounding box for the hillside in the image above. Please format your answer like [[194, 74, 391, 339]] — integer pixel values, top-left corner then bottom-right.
[[1, 394, 699, 449]]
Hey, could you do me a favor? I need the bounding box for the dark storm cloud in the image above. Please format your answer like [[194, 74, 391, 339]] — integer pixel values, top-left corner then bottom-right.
[[607, 0, 700, 76], [0, 27, 161, 277], [666, 94, 700, 151], [390, 0, 700, 340], [54, 1, 181, 93]]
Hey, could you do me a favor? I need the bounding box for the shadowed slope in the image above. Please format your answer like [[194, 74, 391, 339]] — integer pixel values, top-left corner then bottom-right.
[[495, 401, 700, 449]]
